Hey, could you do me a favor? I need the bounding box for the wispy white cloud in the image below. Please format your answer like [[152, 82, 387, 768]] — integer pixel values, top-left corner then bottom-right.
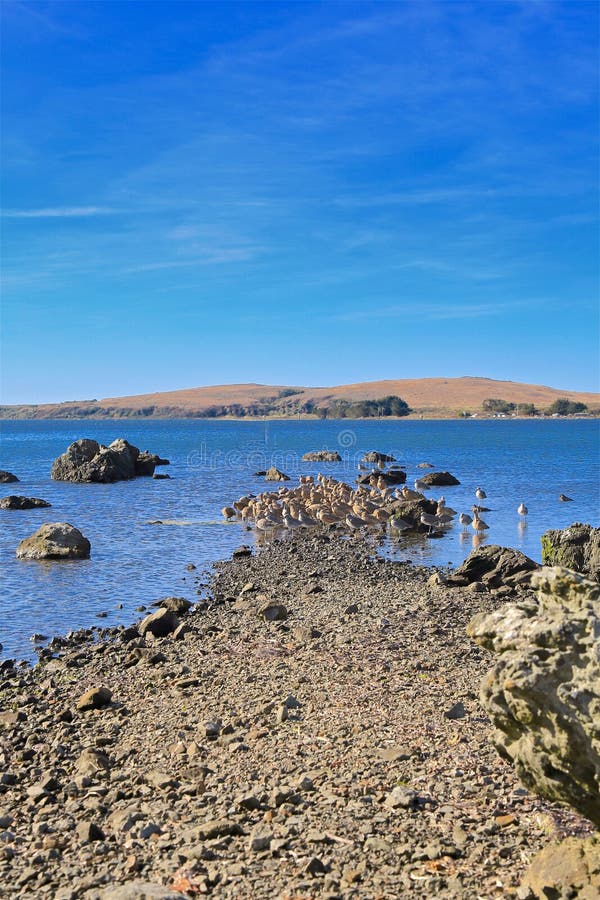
[[2, 206, 115, 218], [330, 298, 549, 324]]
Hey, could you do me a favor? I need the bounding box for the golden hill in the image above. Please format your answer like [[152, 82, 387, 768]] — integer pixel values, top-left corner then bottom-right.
[[1, 377, 598, 419]]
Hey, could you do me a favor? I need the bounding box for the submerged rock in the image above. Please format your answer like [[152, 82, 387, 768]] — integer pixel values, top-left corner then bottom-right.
[[51, 438, 167, 483], [0, 470, 19, 483], [302, 450, 342, 462], [0, 496, 51, 510], [541, 522, 600, 581], [468, 566, 600, 827], [446, 544, 539, 589], [16, 523, 91, 560]]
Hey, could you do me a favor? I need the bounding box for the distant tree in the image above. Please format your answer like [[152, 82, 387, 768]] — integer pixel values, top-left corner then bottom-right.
[[483, 398, 516, 414], [517, 403, 537, 416], [547, 398, 587, 416]]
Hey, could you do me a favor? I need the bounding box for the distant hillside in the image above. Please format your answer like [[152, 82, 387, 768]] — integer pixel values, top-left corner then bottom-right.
[[1, 377, 598, 419]]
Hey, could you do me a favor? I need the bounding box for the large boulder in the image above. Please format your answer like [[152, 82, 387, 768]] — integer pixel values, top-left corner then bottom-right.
[[302, 451, 342, 462], [51, 438, 163, 483], [0, 470, 19, 483], [446, 544, 539, 589], [0, 496, 51, 510], [541, 522, 600, 582], [520, 835, 600, 899], [419, 471, 461, 486], [386, 497, 437, 530], [467, 567, 600, 827], [16, 523, 91, 560]]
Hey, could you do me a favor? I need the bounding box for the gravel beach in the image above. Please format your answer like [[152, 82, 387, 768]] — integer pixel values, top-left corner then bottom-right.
[[0, 533, 592, 899]]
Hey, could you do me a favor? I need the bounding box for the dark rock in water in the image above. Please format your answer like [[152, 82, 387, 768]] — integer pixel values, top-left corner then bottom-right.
[[253, 470, 267, 477], [541, 522, 600, 582], [358, 469, 406, 486], [16, 523, 91, 560], [135, 451, 158, 476], [302, 450, 342, 462], [153, 473, 171, 480], [446, 545, 539, 589], [0, 470, 19, 483], [559, 493, 574, 502], [362, 451, 396, 463], [0, 496, 51, 510], [520, 834, 600, 899], [51, 438, 166, 483], [468, 567, 600, 827], [417, 462, 434, 468], [265, 466, 290, 482], [419, 471, 461, 486]]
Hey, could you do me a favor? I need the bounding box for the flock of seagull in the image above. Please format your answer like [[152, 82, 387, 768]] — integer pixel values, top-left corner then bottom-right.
[[221, 467, 531, 540]]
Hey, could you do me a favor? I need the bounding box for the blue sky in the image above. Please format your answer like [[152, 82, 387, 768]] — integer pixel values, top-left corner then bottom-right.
[[1, 0, 598, 403]]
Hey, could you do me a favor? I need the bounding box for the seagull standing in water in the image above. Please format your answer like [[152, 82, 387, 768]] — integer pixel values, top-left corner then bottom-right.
[[517, 503, 528, 516], [475, 487, 487, 502], [472, 512, 489, 532], [459, 512, 473, 531]]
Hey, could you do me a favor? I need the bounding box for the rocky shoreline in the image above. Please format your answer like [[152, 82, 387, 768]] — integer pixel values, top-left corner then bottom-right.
[[0, 534, 594, 899]]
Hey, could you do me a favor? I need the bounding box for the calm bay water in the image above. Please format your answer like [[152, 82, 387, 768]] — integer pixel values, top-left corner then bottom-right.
[[1, 418, 599, 661]]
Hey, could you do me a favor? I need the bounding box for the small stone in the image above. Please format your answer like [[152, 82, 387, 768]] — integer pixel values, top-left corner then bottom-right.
[[139, 823, 162, 840], [276, 704, 289, 723], [139, 608, 180, 637], [76, 749, 110, 775], [195, 818, 243, 840], [76, 686, 112, 711], [444, 701, 466, 720], [205, 719, 222, 737], [428, 572, 446, 587], [262, 603, 288, 622], [495, 814, 518, 828], [248, 825, 272, 853], [384, 785, 418, 809], [0, 710, 26, 727], [76, 821, 104, 842], [305, 856, 328, 876]]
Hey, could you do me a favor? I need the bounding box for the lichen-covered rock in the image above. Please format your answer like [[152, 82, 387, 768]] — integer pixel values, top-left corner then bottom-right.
[[419, 471, 461, 486], [264, 467, 290, 481], [16, 523, 91, 560], [520, 834, 600, 899], [302, 450, 342, 462], [0, 496, 51, 510], [541, 522, 600, 582], [50, 438, 165, 483], [446, 544, 539, 589], [467, 566, 600, 827]]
